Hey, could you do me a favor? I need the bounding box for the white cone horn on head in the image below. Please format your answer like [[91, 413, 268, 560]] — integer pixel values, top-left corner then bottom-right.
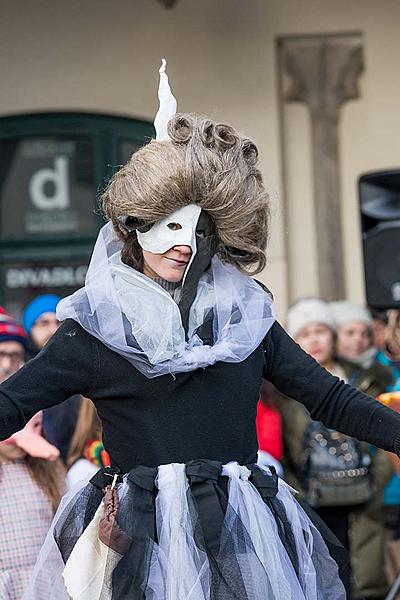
[[154, 58, 177, 141]]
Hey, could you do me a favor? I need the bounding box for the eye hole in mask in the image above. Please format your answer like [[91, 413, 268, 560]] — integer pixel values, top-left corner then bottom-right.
[[167, 222, 182, 231], [196, 229, 207, 239]]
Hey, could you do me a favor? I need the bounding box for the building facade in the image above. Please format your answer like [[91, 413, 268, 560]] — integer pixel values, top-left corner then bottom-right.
[[1, 0, 400, 318]]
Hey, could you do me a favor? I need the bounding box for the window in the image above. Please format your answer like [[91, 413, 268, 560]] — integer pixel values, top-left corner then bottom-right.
[[0, 112, 153, 313]]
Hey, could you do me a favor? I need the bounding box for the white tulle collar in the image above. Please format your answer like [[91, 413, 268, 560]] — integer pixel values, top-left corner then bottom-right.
[[57, 223, 275, 378]]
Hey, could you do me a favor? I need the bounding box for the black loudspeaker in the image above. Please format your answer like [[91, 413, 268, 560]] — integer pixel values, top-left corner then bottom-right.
[[359, 170, 400, 309]]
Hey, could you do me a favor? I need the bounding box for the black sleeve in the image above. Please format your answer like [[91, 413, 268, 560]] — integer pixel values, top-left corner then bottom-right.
[[0, 319, 98, 440], [263, 321, 400, 456]]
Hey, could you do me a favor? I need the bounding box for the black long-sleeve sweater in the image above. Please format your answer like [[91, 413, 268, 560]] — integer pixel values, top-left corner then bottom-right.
[[1, 319, 400, 472]]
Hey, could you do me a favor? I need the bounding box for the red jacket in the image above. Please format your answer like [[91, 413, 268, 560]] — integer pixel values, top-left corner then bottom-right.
[[256, 400, 283, 461]]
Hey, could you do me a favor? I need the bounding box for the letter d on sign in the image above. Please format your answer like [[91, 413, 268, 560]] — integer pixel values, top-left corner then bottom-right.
[[29, 156, 69, 210]]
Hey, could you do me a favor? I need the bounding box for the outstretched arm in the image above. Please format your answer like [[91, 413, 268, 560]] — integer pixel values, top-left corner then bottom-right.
[[0, 319, 97, 440], [263, 321, 400, 455]]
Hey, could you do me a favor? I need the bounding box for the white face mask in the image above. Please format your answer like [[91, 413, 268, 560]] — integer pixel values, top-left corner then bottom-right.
[[136, 204, 202, 256]]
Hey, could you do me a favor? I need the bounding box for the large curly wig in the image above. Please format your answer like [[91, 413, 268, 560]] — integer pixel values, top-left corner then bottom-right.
[[101, 113, 270, 275]]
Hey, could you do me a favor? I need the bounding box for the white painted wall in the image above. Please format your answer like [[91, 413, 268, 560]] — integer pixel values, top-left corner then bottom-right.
[[1, 0, 400, 319]]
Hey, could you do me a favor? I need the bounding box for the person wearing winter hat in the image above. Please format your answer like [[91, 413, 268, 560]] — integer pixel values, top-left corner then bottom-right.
[[330, 301, 374, 366], [23, 294, 61, 352], [281, 298, 393, 599], [0, 307, 28, 384], [286, 297, 338, 371], [330, 299, 393, 397], [22, 294, 81, 463]]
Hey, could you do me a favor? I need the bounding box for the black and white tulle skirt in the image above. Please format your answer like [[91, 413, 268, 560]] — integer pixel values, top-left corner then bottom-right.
[[23, 460, 348, 599]]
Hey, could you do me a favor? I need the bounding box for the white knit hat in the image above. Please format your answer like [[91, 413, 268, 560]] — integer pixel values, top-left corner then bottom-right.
[[330, 301, 372, 329], [286, 298, 336, 339]]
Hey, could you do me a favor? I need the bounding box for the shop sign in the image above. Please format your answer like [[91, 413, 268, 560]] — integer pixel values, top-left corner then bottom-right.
[[6, 265, 87, 289]]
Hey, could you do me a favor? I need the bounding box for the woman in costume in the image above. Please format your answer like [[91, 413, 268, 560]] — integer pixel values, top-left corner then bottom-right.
[[1, 62, 400, 600]]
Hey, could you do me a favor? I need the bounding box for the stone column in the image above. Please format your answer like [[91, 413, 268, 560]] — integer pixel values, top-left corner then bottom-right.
[[279, 33, 364, 300]]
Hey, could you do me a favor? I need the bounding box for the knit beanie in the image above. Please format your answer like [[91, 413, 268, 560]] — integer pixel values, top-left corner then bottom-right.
[[286, 298, 336, 339], [0, 307, 28, 348], [330, 301, 372, 329], [22, 294, 61, 334]]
